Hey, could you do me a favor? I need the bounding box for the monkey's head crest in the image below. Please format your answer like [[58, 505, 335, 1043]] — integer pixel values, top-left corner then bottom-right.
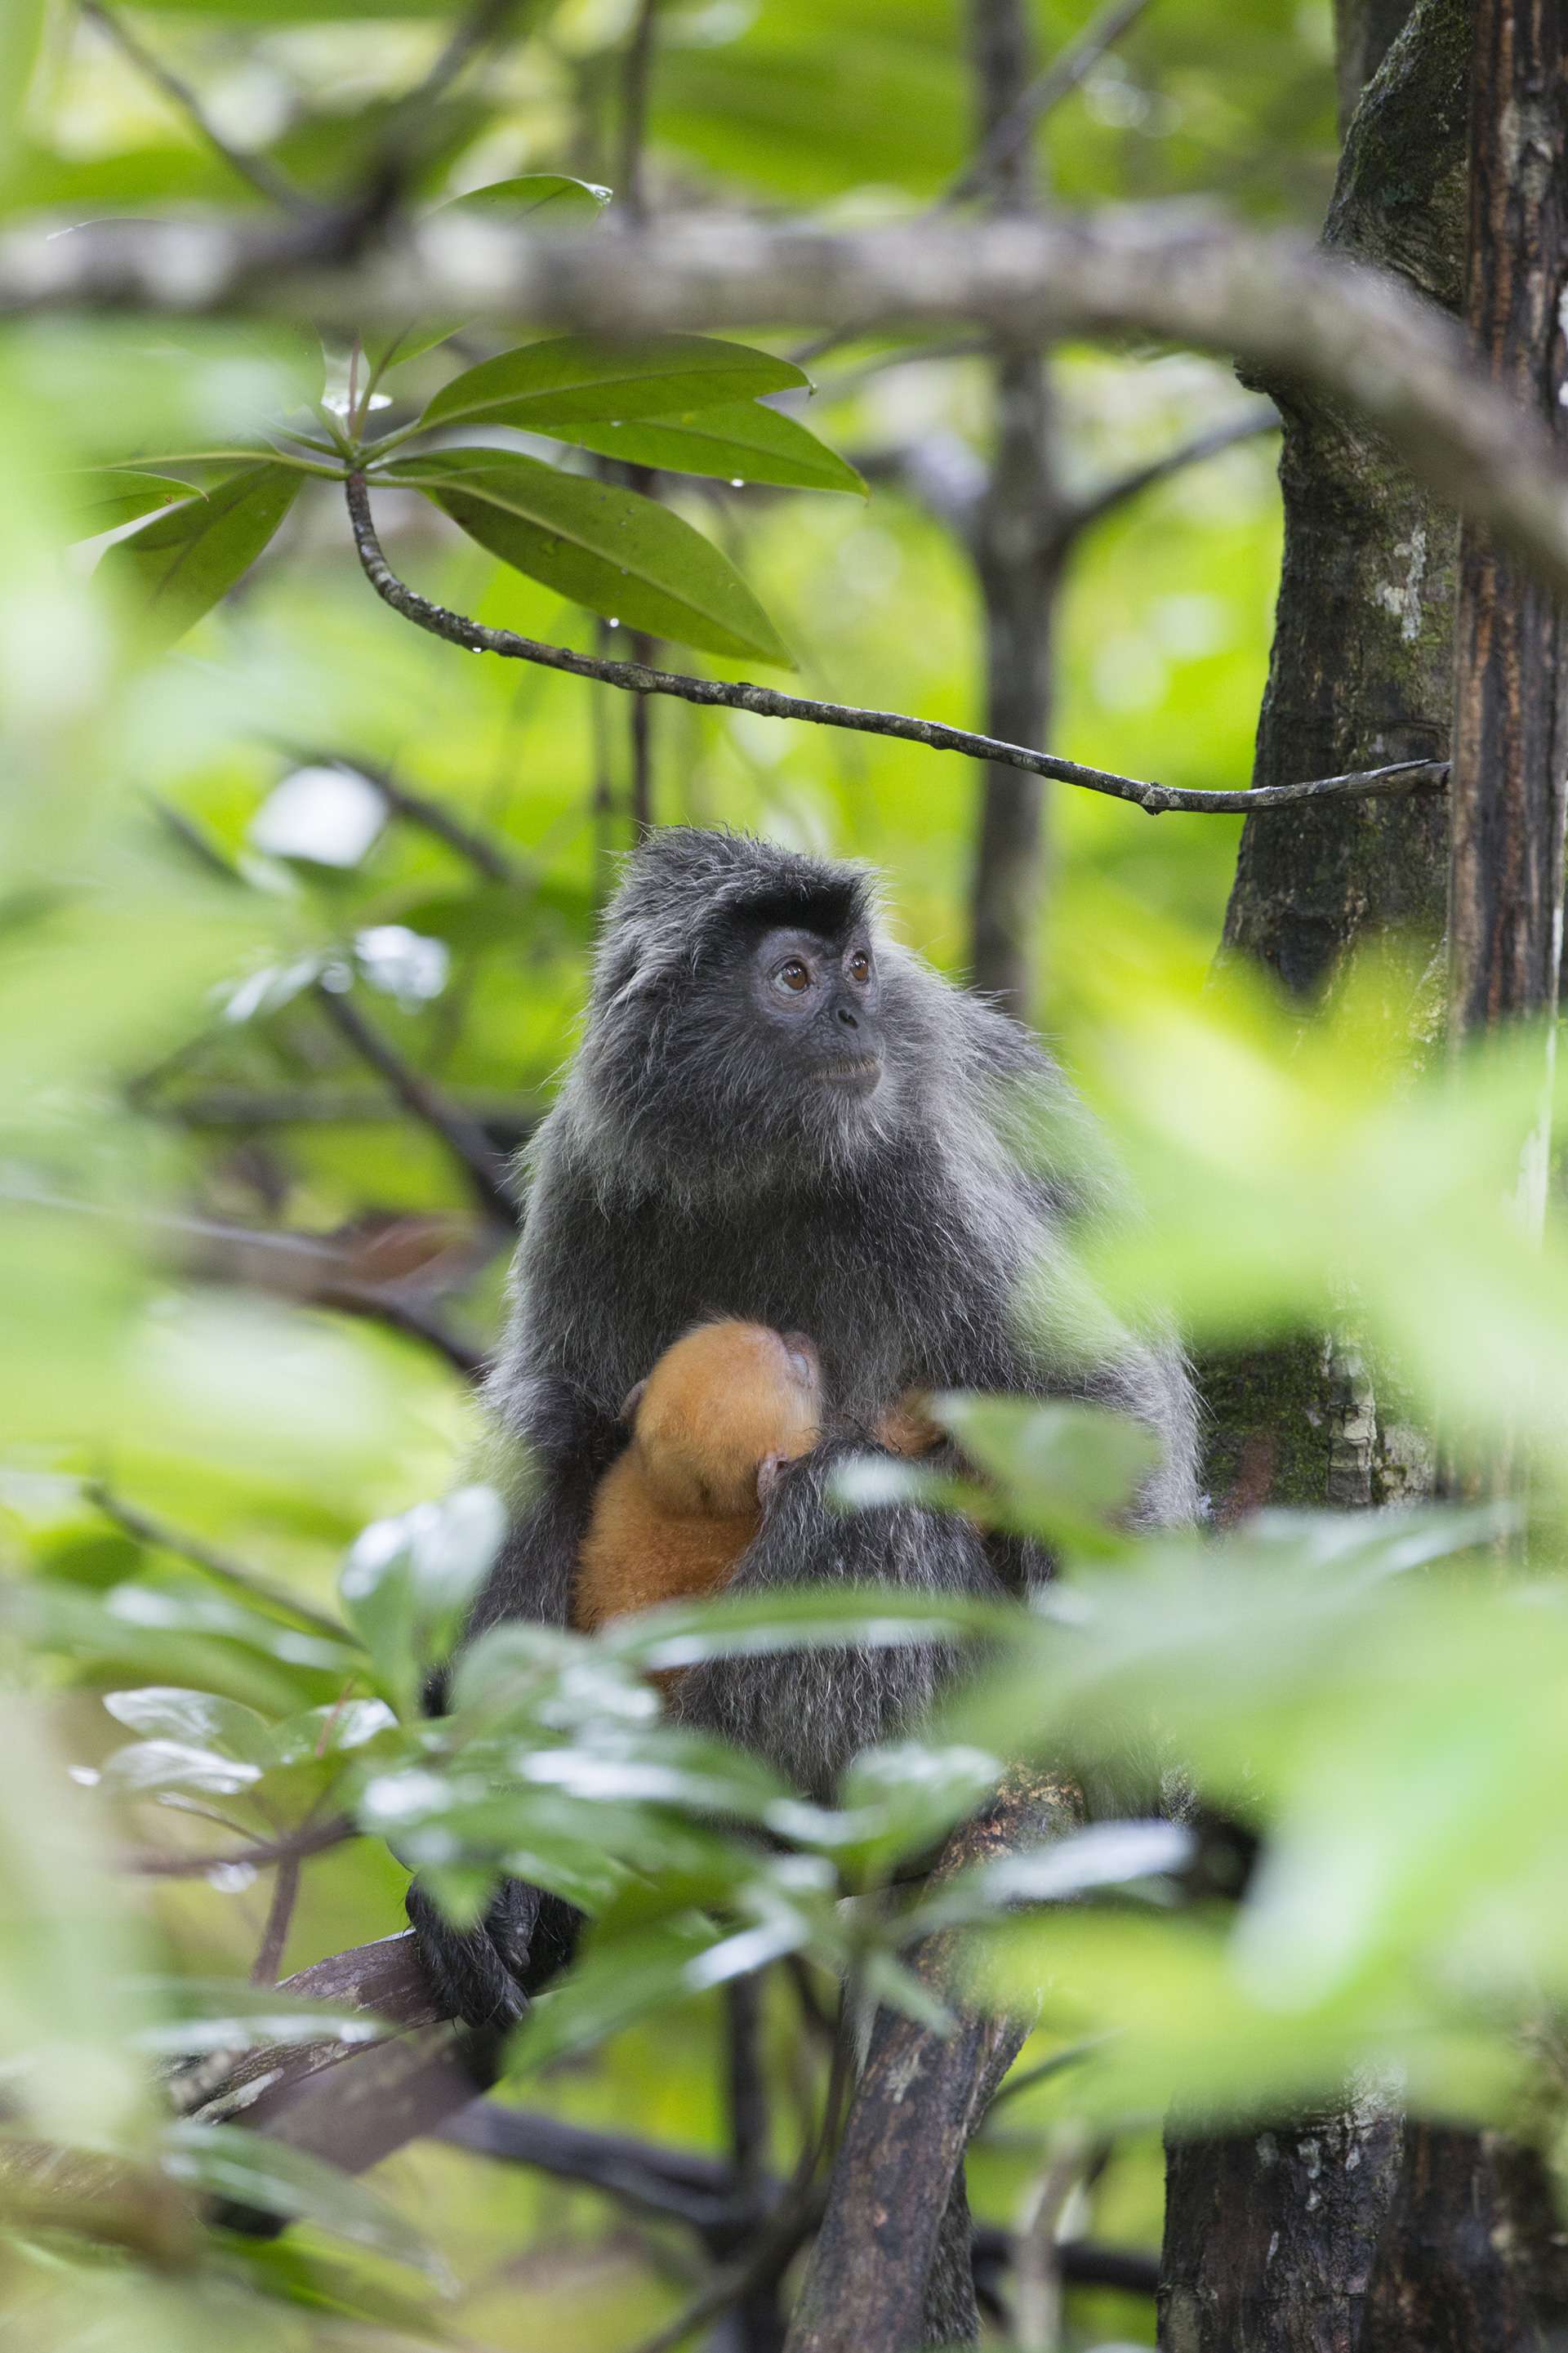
[[590, 828, 876, 1014], [568, 828, 912, 1196]]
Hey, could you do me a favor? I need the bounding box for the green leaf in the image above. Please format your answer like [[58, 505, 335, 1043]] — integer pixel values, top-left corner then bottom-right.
[[555, 401, 866, 494], [66, 469, 198, 541], [443, 173, 611, 226], [100, 1736, 264, 1798], [102, 1686, 273, 1763], [339, 1485, 506, 1709], [163, 2122, 437, 2271], [386, 450, 791, 666], [419, 332, 808, 434], [97, 461, 303, 648], [367, 183, 612, 380]]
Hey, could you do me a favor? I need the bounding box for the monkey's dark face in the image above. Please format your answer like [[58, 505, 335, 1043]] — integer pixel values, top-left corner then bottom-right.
[[746, 924, 884, 1099]]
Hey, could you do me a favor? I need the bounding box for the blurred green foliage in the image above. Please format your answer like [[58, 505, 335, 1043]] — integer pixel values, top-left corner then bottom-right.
[[8, 2, 1534, 2350]]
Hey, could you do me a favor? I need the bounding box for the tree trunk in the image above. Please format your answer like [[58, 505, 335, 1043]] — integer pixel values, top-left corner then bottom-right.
[[1447, 0, 1568, 1051], [966, 0, 1062, 1020], [1169, 3, 1568, 2346]]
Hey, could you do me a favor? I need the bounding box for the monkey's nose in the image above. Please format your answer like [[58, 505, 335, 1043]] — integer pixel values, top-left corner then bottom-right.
[[835, 1005, 858, 1028]]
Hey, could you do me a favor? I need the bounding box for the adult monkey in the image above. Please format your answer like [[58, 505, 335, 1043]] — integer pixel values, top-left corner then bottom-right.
[[410, 827, 1198, 2027]]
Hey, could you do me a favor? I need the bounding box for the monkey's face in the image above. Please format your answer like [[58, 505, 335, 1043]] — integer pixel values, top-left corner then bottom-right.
[[745, 922, 884, 1107]]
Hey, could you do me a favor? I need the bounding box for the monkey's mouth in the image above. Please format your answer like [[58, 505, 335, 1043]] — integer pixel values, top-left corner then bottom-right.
[[814, 1054, 881, 1094]]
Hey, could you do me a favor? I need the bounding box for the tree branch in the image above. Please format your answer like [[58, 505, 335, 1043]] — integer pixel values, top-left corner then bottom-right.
[[311, 982, 518, 1228], [124, 1812, 354, 1878], [86, 1481, 349, 1640], [346, 468, 1446, 814], [947, 0, 1156, 206], [784, 1767, 1084, 2353], [1054, 400, 1281, 551], [78, 1, 311, 215], [13, 207, 1568, 602]]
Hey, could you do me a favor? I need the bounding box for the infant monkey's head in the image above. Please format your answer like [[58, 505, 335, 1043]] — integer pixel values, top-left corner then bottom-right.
[[624, 1320, 822, 1516]]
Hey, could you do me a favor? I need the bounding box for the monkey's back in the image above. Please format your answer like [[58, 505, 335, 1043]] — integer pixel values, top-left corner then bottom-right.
[[574, 1451, 761, 1629]]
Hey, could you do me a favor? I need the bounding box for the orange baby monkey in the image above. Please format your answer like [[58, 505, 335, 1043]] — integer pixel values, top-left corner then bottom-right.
[[574, 1320, 822, 1632], [575, 1321, 947, 1633]]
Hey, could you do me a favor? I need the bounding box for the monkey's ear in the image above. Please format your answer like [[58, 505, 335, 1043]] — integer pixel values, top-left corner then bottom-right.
[[619, 1379, 648, 1428], [756, 1453, 789, 1509]]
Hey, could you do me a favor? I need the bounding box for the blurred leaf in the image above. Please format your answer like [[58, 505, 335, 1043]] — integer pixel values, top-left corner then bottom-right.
[[387, 449, 792, 664], [67, 470, 198, 541], [97, 462, 303, 648], [911, 1818, 1195, 1935], [163, 2122, 439, 2271], [102, 1687, 274, 1763], [101, 1736, 265, 1798], [550, 400, 865, 494], [419, 332, 807, 434], [600, 1580, 1017, 1675], [131, 1976, 392, 2055], [340, 1485, 506, 1710]]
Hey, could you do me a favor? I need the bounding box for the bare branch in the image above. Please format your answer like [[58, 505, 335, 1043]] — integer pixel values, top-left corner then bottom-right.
[[1055, 400, 1281, 550], [78, 2, 310, 214], [275, 749, 526, 885], [124, 1813, 354, 1879], [948, 0, 1156, 206], [86, 1481, 349, 1640], [348, 466, 1446, 815], [785, 1767, 1083, 2353], [312, 982, 518, 1227], [152, 1087, 541, 1147]]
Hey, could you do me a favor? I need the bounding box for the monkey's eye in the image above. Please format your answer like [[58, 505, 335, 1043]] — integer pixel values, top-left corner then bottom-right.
[[847, 948, 872, 983], [775, 958, 811, 994]]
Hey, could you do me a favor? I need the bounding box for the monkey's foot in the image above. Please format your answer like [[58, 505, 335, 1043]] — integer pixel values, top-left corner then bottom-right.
[[405, 1877, 581, 2044]]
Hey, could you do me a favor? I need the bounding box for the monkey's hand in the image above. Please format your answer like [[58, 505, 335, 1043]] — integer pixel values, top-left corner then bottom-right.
[[405, 1875, 582, 2044]]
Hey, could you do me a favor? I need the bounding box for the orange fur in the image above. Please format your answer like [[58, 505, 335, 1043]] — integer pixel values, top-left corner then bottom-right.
[[574, 1321, 822, 1631]]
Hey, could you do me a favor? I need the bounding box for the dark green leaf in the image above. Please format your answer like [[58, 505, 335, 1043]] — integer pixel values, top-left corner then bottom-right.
[[386, 450, 791, 665], [555, 401, 865, 494], [419, 332, 808, 434], [97, 461, 303, 648]]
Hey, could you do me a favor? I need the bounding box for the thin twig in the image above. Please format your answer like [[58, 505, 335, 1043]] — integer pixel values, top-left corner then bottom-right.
[[949, 0, 1156, 205], [27, 1188, 492, 1383], [87, 1481, 349, 1640], [618, 0, 660, 226], [251, 1855, 302, 1982], [795, 0, 1154, 365], [347, 470, 1447, 817], [1055, 400, 1281, 551], [1010, 2130, 1090, 2353], [312, 981, 518, 1226], [78, 2, 310, 214], [123, 1813, 354, 1878]]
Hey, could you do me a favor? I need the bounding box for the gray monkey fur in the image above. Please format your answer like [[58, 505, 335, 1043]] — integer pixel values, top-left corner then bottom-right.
[[410, 827, 1197, 2022]]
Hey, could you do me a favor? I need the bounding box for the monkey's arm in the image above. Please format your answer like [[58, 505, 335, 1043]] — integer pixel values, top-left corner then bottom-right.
[[670, 1439, 1003, 1800]]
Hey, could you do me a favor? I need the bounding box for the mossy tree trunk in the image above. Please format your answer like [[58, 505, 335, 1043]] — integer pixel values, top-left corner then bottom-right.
[[1163, 0, 1568, 2343]]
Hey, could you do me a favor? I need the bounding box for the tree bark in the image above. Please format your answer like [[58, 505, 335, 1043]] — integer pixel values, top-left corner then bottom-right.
[[783, 1769, 1083, 2353], [1169, 3, 1568, 2346], [1447, 0, 1568, 1051], [966, 0, 1062, 1020], [1164, 3, 1461, 2346]]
